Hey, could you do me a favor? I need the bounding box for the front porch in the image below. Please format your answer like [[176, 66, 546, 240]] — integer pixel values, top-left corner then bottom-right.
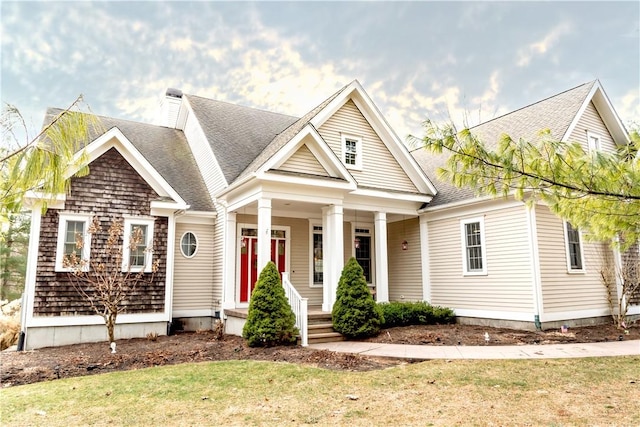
[[223, 305, 346, 346]]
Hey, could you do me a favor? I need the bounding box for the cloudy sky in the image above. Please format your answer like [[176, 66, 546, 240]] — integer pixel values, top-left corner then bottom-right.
[[1, 1, 638, 145]]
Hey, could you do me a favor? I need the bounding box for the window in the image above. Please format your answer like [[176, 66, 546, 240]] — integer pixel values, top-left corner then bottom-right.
[[312, 225, 323, 286], [341, 134, 362, 170], [180, 232, 198, 258], [354, 228, 372, 283], [461, 218, 487, 275], [55, 213, 92, 271], [587, 131, 601, 152], [122, 218, 155, 272], [564, 222, 584, 272]]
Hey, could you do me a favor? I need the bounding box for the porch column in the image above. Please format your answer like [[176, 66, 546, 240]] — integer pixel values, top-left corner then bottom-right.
[[257, 198, 272, 272], [374, 212, 389, 303], [222, 211, 237, 310], [322, 204, 343, 312]]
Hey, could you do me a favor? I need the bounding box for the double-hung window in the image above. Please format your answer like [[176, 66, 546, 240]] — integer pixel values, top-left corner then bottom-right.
[[564, 221, 585, 272], [341, 134, 362, 170], [586, 131, 601, 153], [55, 213, 93, 271], [122, 217, 155, 272], [461, 217, 487, 275]]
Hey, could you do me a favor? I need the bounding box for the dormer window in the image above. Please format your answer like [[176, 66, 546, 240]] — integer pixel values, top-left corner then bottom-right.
[[341, 134, 362, 170], [587, 131, 601, 152]]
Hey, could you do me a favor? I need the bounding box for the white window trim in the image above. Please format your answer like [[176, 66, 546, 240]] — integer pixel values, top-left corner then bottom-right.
[[351, 223, 375, 285], [309, 222, 323, 288], [341, 133, 363, 170], [122, 217, 155, 273], [460, 217, 487, 276], [179, 231, 198, 259], [586, 131, 601, 153], [563, 221, 586, 274], [55, 213, 93, 272]]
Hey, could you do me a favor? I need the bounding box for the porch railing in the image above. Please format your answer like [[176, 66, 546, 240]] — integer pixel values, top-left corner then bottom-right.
[[282, 272, 308, 347]]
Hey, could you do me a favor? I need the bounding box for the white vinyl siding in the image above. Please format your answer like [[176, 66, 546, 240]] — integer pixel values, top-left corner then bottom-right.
[[388, 218, 423, 301], [567, 101, 617, 153], [317, 99, 418, 192], [536, 206, 610, 313], [278, 144, 329, 176], [427, 206, 534, 313], [173, 223, 215, 312]]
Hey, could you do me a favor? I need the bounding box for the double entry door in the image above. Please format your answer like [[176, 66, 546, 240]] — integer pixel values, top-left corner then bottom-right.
[[239, 228, 287, 303]]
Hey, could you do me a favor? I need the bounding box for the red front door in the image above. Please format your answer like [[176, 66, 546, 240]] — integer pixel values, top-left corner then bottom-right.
[[239, 230, 287, 303]]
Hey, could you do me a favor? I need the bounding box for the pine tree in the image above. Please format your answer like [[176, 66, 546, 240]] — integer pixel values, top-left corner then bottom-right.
[[242, 261, 298, 347], [332, 257, 384, 338]]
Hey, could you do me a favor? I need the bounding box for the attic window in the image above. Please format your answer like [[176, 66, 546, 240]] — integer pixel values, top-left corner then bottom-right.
[[587, 131, 601, 152], [341, 134, 362, 170]]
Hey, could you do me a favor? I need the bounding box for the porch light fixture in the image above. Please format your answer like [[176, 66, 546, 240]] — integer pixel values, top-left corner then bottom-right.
[[354, 236, 361, 249], [402, 240, 408, 251], [241, 237, 246, 248]]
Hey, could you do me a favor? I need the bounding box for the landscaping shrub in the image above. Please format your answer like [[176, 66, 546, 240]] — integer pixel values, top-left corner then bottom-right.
[[332, 257, 384, 338], [242, 261, 298, 347], [379, 301, 455, 328]]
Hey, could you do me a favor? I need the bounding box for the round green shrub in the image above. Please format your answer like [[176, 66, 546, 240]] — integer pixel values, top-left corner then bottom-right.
[[242, 261, 298, 347], [332, 257, 384, 338]]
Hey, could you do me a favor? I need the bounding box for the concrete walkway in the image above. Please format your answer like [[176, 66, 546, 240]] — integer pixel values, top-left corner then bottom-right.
[[309, 339, 640, 360]]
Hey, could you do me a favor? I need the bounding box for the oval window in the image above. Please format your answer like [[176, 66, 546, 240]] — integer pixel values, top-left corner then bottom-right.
[[180, 232, 198, 258]]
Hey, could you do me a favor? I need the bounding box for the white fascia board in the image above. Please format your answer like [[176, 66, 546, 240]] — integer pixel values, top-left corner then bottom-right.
[[258, 124, 357, 186], [351, 187, 433, 204], [80, 127, 188, 207], [259, 173, 356, 191], [23, 191, 66, 209], [150, 200, 190, 211], [176, 210, 217, 225], [421, 197, 525, 222], [563, 81, 630, 146]]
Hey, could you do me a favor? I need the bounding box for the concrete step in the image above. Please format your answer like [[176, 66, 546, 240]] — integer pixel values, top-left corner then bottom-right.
[[308, 323, 336, 335], [306, 331, 346, 345], [308, 312, 333, 324]]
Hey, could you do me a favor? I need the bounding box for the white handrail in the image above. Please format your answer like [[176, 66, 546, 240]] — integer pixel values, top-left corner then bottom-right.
[[282, 272, 308, 347]]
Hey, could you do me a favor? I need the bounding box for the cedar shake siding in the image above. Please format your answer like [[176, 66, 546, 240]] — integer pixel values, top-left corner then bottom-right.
[[33, 148, 167, 316]]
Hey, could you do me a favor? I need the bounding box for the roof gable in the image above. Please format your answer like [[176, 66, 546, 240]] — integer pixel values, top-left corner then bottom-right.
[[185, 95, 299, 184]]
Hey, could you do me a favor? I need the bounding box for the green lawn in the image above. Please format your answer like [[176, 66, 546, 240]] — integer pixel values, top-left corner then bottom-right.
[[2, 357, 639, 426]]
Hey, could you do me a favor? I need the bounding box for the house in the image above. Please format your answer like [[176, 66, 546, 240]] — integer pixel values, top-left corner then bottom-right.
[[19, 79, 636, 350]]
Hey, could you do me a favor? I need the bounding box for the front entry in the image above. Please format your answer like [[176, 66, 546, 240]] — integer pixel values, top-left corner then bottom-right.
[[239, 228, 287, 303]]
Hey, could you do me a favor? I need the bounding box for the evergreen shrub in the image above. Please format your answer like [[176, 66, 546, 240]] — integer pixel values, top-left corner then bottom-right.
[[242, 261, 298, 347], [332, 257, 384, 338], [379, 301, 455, 328]]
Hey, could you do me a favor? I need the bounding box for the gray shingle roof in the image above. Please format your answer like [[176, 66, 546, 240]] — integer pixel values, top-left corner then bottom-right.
[[413, 81, 595, 208], [235, 82, 350, 182], [184, 96, 299, 184], [45, 108, 214, 211]]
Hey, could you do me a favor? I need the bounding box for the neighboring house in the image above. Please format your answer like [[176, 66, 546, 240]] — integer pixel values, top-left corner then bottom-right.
[[19, 79, 636, 349]]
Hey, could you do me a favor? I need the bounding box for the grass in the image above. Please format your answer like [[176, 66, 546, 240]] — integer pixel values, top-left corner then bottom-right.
[[2, 357, 639, 426]]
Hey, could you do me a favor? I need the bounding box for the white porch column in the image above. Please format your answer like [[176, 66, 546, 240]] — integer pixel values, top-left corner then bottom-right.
[[222, 211, 237, 310], [374, 212, 389, 303], [257, 198, 272, 272], [419, 215, 431, 302], [322, 204, 343, 312]]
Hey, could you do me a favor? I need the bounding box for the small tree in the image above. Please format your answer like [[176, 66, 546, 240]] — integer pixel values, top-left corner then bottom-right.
[[600, 245, 640, 329], [64, 216, 159, 345], [242, 261, 297, 347], [332, 257, 384, 338]]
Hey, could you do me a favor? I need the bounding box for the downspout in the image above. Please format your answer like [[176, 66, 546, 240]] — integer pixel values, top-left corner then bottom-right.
[[526, 204, 543, 330]]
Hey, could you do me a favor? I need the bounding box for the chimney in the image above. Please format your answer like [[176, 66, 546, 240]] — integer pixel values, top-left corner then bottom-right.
[[159, 88, 186, 129]]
